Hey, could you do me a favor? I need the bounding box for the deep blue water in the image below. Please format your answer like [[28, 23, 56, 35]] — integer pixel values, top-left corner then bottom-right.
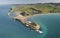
[[0, 5, 60, 38]]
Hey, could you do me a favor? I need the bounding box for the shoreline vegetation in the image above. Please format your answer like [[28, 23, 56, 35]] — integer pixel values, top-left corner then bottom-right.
[[8, 3, 60, 33]]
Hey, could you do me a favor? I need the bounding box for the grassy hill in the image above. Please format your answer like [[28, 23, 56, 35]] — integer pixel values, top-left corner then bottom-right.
[[11, 3, 60, 14]]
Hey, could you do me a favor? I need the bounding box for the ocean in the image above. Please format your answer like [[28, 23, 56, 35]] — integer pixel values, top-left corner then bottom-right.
[[0, 5, 60, 38]]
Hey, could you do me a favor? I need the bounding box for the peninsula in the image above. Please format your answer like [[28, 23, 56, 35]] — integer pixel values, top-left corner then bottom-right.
[[8, 5, 44, 34], [8, 3, 60, 33]]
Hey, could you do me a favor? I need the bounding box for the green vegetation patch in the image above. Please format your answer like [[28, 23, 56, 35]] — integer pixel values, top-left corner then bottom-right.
[[11, 3, 60, 13]]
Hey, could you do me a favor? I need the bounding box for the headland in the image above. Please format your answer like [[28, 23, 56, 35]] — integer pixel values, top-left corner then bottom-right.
[[8, 5, 44, 33], [8, 3, 60, 33]]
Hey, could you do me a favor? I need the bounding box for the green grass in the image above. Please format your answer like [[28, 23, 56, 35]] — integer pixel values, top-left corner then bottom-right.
[[11, 4, 60, 13]]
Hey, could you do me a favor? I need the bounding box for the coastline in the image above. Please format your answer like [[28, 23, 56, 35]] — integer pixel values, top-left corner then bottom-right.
[[9, 12, 60, 22], [32, 13, 60, 16], [27, 13, 60, 19]]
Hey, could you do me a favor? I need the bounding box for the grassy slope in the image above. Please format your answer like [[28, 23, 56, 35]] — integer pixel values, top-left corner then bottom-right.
[[12, 3, 60, 13]]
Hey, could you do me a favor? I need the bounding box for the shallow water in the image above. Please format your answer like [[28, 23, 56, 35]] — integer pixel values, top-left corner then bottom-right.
[[0, 5, 60, 38]]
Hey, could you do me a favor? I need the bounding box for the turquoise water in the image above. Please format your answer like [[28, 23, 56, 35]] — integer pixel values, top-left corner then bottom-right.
[[0, 5, 60, 38]]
